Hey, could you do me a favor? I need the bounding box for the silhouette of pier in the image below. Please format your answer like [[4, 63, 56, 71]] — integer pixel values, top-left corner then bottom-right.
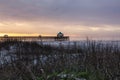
[[0, 32, 69, 41]]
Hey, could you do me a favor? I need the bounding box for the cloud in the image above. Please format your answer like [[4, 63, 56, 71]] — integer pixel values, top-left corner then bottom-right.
[[0, 0, 120, 26], [0, 0, 120, 40]]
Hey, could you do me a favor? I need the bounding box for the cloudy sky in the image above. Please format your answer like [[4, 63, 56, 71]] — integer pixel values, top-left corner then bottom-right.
[[0, 0, 120, 40]]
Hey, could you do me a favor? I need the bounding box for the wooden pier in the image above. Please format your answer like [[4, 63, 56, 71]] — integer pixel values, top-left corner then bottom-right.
[[0, 36, 69, 42], [0, 32, 69, 42]]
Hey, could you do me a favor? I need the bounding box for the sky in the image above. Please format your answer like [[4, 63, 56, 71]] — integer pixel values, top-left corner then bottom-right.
[[0, 0, 120, 40]]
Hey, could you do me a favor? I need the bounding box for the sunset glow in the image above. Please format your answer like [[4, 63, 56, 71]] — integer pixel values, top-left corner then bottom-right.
[[0, 0, 120, 40]]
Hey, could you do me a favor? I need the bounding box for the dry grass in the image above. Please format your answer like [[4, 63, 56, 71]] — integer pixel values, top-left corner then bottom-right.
[[0, 40, 120, 80]]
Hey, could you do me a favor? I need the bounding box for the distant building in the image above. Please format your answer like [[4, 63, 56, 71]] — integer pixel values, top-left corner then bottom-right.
[[4, 35, 8, 38], [57, 32, 64, 38]]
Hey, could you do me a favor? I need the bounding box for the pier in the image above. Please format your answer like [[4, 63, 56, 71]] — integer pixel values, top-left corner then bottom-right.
[[0, 32, 69, 42]]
